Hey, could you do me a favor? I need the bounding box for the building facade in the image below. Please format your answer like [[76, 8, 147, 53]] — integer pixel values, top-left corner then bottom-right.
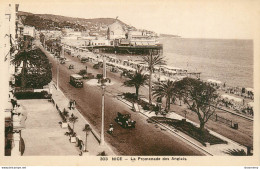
[[107, 21, 126, 40], [23, 25, 35, 38]]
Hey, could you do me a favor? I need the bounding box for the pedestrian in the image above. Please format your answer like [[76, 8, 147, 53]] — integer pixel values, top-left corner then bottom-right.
[[108, 123, 113, 134], [109, 123, 113, 128], [11, 98, 17, 108], [69, 99, 73, 110], [72, 100, 76, 109]]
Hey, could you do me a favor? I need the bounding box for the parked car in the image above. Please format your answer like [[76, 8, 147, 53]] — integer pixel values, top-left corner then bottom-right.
[[83, 73, 95, 79], [70, 74, 83, 88], [81, 57, 89, 63], [93, 62, 103, 69]]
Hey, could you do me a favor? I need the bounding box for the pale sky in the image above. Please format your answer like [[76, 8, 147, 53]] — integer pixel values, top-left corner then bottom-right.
[[18, 0, 259, 39]]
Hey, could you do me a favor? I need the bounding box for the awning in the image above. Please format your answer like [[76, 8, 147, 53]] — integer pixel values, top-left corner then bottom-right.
[[13, 115, 26, 130], [5, 101, 13, 112], [120, 39, 130, 45]]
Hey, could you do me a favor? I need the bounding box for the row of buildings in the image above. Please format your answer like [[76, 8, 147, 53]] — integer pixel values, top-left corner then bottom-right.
[[2, 4, 32, 156], [39, 20, 160, 51]]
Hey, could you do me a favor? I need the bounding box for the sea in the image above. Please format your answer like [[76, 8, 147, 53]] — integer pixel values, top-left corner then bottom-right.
[[159, 37, 254, 88]]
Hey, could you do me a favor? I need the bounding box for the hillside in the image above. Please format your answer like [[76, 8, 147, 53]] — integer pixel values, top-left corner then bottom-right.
[[18, 11, 138, 36]]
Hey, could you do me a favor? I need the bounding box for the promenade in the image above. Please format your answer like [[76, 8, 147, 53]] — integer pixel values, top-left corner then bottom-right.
[[50, 81, 116, 156], [21, 99, 79, 156], [20, 82, 115, 156]]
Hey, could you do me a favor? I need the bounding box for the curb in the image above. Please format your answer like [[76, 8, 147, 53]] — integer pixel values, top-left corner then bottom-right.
[[51, 83, 116, 156]]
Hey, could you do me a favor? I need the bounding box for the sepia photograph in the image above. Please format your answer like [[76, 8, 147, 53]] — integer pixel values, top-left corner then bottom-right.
[[1, 0, 259, 166]]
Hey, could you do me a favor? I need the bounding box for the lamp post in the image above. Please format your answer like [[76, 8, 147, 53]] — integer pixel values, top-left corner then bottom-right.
[[100, 55, 110, 146], [56, 45, 63, 91], [100, 84, 105, 145], [56, 57, 59, 91]]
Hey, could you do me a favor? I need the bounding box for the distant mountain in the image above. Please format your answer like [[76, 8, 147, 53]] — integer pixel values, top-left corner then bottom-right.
[[160, 34, 181, 38], [18, 11, 138, 36]]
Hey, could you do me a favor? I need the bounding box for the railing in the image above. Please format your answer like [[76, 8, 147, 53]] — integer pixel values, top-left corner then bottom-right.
[[209, 113, 234, 128]]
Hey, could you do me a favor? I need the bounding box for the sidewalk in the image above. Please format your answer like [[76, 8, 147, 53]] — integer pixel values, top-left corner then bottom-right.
[[21, 99, 79, 156], [50, 81, 116, 156], [117, 96, 247, 156]]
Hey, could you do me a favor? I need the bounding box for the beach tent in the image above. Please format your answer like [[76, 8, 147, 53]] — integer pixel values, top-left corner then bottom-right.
[[247, 102, 254, 108], [221, 94, 242, 103], [246, 88, 254, 93], [207, 79, 222, 85], [161, 65, 187, 73]]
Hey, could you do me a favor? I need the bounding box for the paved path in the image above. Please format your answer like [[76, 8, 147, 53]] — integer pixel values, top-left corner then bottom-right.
[[50, 81, 116, 156], [21, 99, 79, 156]]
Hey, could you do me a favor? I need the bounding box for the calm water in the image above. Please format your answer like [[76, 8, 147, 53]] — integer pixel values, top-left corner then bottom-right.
[[159, 38, 254, 88]]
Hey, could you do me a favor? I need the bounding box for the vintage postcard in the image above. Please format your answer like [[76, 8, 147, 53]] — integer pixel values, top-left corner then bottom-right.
[[0, 0, 259, 166]]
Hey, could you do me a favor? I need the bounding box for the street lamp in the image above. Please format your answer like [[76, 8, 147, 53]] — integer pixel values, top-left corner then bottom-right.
[[56, 45, 64, 91], [56, 56, 59, 91], [99, 55, 110, 146]]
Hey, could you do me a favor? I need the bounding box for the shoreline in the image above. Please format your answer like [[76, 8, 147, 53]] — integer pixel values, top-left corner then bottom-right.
[[62, 43, 254, 117], [99, 52, 253, 90]]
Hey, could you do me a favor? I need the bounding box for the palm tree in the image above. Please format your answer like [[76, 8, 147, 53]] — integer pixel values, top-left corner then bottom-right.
[[69, 114, 78, 133], [83, 124, 92, 152], [123, 68, 148, 99], [141, 50, 165, 104], [152, 80, 176, 112], [11, 35, 34, 88], [224, 149, 247, 156], [40, 33, 45, 45]]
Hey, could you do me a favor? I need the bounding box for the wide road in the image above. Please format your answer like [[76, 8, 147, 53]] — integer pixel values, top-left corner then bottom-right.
[[38, 42, 203, 156]]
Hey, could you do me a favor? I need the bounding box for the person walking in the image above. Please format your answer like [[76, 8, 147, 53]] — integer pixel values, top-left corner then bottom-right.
[[69, 99, 73, 110], [108, 123, 114, 134], [72, 100, 76, 109]]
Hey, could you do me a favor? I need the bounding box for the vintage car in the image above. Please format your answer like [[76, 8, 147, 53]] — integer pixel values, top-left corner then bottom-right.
[[60, 60, 65, 64], [69, 64, 74, 69], [81, 57, 89, 63], [114, 112, 136, 128], [70, 74, 83, 88], [93, 62, 103, 69], [83, 73, 95, 79]]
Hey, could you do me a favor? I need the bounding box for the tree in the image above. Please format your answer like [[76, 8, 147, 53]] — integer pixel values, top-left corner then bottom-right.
[[175, 77, 219, 131], [83, 124, 92, 152], [141, 50, 165, 104], [69, 114, 78, 132], [40, 33, 45, 45], [152, 80, 176, 112], [11, 35, 34, 88], [13, 48, 52, 88], [123, 68, 148, 99], [224, 149, 247, 156], [63, 108, 69, 122]]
